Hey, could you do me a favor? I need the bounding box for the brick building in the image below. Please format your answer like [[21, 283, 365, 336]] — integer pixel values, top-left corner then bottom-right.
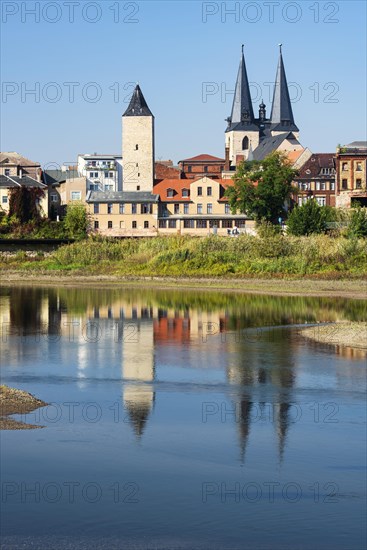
[[335, 142, 367, 207], [294, 153, 336, 207]]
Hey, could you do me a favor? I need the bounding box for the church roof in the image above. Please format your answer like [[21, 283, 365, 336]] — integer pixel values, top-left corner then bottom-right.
[[123, 84, 153, 117], [227, 47, 258, 132], [252, 132, 300, 161], [270, 46, 299, 133]]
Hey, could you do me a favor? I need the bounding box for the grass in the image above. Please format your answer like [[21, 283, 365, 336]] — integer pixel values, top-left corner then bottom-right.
[[1, 234, 366, 279]]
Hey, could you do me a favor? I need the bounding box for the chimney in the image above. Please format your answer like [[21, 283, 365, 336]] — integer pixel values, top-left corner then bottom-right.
[[225, 147, 230, 171]]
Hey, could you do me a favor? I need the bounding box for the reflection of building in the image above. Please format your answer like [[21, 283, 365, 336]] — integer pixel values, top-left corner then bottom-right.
[[122, 321, 155, 438]]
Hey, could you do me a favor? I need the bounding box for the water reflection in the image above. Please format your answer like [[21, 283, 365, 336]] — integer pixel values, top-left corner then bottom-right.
[[0, 286, 365, 456]]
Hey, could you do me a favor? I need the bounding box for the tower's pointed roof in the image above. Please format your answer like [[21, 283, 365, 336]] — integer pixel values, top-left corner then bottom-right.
[[123, 84, 153, 117], [270, 45, 298, 132], [227, 46, 258, 132]]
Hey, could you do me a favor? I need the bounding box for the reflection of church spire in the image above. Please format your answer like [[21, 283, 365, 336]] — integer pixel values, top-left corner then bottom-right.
[[124, 388, 155, 438], [237, 395, 253, 463]]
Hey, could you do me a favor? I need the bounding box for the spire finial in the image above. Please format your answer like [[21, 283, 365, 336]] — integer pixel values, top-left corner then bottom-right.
[[278, 43, 283, 53], [241, 44, 244, 55]]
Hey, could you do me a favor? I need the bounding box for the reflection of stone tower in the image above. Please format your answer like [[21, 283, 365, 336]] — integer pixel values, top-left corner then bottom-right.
[[122, 321, 155, 438], [122, 84, 155, 192]]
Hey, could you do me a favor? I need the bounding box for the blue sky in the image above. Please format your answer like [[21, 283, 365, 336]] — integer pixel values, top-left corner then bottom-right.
[[1, 0, 366, 167]]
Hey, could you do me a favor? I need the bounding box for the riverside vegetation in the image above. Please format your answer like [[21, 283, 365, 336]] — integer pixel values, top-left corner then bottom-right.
[[1, 233, 366, 278]]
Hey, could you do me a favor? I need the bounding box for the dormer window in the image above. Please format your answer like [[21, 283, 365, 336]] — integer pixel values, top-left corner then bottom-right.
[[182, 188, 189, 198], [167, 188, 174, 198]]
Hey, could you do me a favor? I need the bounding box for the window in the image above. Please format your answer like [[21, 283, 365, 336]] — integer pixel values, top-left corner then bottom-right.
[[209, 220, 218, 228], [144, 221, 149, 229], [320, 182, 326, 191], [174, 204, 179, 214], [137, 186, 140, 191], [197, 187, 202, 196], [330, 182, 335, 191], [316, 197, 326, 206], [302, 183, 309, 191], [135, 144, 139, 150], [356, 179, 362, 189], [94, 221, 99, 229], [119, 204, 125, 214], [207, 203, 212, 214], [94, 204, 99, 214], [356, 162, 362, 171], [316, 182, 320, 191], [5, 169, 10, 176], [132, 204, 137, 214], [2, 195, 8, 204], [207, 187, 212, 196], [71, 191, 81, 201], [168, 219, 177, 228], [91, 161, 96, 167], [159, 220, 167, 228], [104, 184, 113, 191], [342, 179, 348, 190], [183, 204, 189, 214], [141, 203, 152, 214], [225, 204, 230, 214], [51, 193, 58, 203], [183, 219, 195, 228], [222, 219, 233, 228], [196, 219, 207, 228], [89, 183, 99, 191], [342, 162, 348, 171], [197, 204, 203, 214], [167, 189, 174, 198], [132, 221, 137, 228], [108, 221, 113, 229], [182, 188, 189, 197], [204, 166, 208, 173], [188, 166, 192, 173], [242, 136, 249, 150], [107, 203, 113, 214], [298, 197, 303, 206], [89, 172, 94, 178], [220, 166, 224, 172], [104, 171, 109, 178]]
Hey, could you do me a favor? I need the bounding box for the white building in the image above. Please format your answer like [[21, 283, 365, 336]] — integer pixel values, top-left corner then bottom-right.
[[77, 153, 122, 192]]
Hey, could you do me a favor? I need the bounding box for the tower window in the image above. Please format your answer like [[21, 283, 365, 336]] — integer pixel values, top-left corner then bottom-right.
[[135, 144, 139, 150], [242, 136, 249, 150], [137, 185, 140, 191]]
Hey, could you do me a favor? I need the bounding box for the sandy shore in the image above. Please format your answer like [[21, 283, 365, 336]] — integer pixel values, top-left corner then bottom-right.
[[298, 322, 367, 350], [1, 272, 366, 299], [0, 385, 48, 430]]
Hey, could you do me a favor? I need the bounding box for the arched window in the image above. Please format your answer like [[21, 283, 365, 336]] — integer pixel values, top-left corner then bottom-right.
[[242, 136, 249, 150]]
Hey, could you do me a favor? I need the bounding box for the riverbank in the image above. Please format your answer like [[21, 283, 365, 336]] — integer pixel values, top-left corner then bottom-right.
[[0, 385, 48, 430], [299, 322, 367, 350], [1, 271, 366, 299]]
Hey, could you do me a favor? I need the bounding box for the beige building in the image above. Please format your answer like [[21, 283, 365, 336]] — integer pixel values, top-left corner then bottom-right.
[[335, 142, 367, 208], [0, 152, 41, 180]]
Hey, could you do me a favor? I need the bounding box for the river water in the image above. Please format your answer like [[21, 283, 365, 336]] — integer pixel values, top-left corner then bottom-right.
[[0, 286, 366, 549]]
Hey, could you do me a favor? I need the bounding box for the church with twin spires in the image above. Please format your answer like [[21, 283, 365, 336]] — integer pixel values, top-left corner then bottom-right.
[[224, 44, 302, 169]]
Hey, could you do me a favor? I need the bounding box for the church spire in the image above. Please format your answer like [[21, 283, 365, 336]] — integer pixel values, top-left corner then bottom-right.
[[228, 45, 256, 130], [270, 45, 299, 132], [123, 84, 153, 117]]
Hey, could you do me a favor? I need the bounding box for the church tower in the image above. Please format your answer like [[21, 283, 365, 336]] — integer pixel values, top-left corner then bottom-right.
[[225, 46, 260, 167], [270, 45, 299, 138], [122, 84, 155, 192]]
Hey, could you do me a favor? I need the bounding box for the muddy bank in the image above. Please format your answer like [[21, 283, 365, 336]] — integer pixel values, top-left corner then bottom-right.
[[0, 385, 48, 430], [299, 322, 367, 350]]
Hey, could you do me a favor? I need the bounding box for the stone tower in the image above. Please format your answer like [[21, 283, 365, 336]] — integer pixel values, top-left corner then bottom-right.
[[122, 84, 155, 192]]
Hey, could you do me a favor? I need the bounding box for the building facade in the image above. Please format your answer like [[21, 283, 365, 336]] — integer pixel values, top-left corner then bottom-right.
[[335, 142, 367, 207], [294, 153, 336, 207], [78, 154, 122, 192]]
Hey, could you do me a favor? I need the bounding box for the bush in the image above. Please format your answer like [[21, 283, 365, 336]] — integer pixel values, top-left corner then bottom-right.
[[348, 207, 367, 238], [63, 203, 89, 239], [287, 200, 329, 236]]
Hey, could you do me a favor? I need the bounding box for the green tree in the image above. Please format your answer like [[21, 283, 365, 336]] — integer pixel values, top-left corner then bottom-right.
[[286, 199, 330, 236], [8, 187, 45, 224], [225, 151, 298, 224], [63, 202, 89, 239], [348, 207, 367, 238]]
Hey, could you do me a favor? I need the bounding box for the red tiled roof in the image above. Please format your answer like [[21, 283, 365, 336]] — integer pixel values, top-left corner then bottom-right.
[[153, 179, 194, 201], [178, 154, 225, 163]]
